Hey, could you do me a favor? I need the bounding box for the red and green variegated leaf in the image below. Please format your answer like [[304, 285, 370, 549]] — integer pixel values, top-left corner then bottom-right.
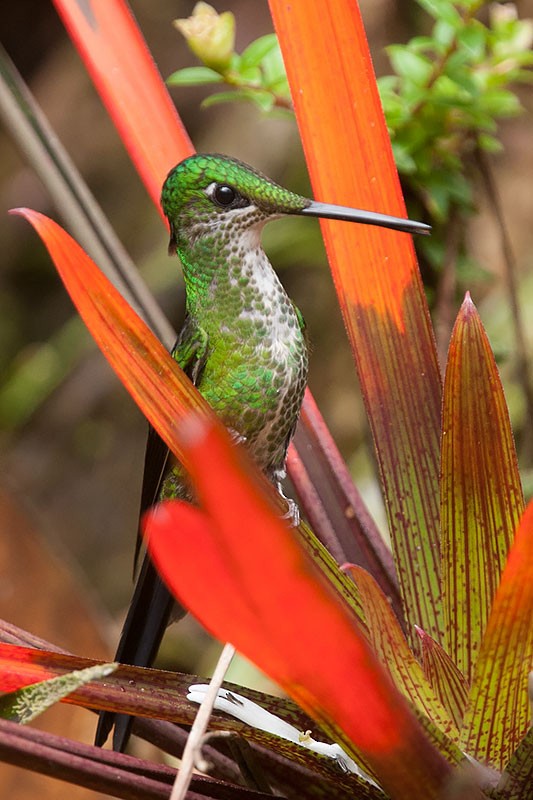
[[145, 418, 453, 800], [441, 294, 524, 683], [346, 565, 459, 741], [0, 644, 329, 740], [0, 662, 116, 723], [416, 626, 469, 730], [269, 0, 444, 645], [460, 501, 533, 769], [494, 726, 533, 800], [52, 0, 193, 213]]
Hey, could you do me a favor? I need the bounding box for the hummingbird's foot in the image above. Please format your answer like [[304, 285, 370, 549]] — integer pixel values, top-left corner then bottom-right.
[[281, 498, 300, 527], [276, 480, 300, 527]]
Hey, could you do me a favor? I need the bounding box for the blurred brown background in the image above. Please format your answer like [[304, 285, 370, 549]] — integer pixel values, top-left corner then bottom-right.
[[0, 1, 532, 797]]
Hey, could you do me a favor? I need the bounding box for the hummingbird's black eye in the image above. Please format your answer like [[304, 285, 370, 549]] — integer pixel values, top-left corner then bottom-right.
[[213, 184, 237, 206]]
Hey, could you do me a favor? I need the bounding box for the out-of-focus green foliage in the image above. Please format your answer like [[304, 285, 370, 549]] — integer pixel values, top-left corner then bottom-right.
[[378, 0, 533, 270]]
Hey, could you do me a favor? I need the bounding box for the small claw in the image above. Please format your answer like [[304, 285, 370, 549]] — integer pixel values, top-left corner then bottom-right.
[[277, 483, 300, 527]]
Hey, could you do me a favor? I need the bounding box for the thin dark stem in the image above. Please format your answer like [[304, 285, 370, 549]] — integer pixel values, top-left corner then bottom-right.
[[475, 144, 533, 463], [0, 719, 274, 800]]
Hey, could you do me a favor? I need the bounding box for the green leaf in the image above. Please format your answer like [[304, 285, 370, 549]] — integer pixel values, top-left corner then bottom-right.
[[433, 20, 457, 48], [261, 45, 287, 88], [240, 33, 279, 68], [457, 21, 487, 59], [391, 141, 417, 174], [441, 295, 524, 685], [202, 88, 275, 112], [166, 66, 224, 86], [387, 46, 434, 85], [234, 64, 261, 84], [478, 89, 522, 118], [416, 0, 462, 26], [477, 133, 503, 153], [0, 663, 116, 723]]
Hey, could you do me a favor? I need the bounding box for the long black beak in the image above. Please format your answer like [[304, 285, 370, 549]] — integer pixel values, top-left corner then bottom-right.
[[297, 200, 430, 236]]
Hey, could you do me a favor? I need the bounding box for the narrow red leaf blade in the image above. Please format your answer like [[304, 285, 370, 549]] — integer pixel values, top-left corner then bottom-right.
[[269, 0, 443, 643], [9, 209, 216, 470], [52, 0, 193, 212], [461, 501, 533, 768], [416, 626, 469, 731], [146, 419, 453, 800], [441, 294, 524, 682]]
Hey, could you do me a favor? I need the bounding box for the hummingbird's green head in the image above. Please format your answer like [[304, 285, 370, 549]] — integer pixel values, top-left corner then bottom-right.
[[161, 154, 309, 253], [161, 153, 431, 255]]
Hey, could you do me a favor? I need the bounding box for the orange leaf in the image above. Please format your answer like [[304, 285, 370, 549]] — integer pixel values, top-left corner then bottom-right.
[[52, 0, 193, 213], [145, 418, 452, 800], [269, 0, 443, 644], [9, 209, 215, 471], [441, 294, 524, 682]]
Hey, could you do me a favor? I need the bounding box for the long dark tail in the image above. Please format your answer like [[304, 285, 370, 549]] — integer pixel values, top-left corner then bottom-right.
[[94, 554, 179, 751]]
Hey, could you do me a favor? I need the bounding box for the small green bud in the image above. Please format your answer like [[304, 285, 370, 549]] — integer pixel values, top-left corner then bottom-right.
[[174, 3, 235, 73]]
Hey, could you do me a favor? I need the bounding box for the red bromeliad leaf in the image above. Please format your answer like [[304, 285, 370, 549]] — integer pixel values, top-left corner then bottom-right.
[[269, 0, 444, 644], [460, 500, 533, 769], [52, 0, 193, 213], [9, 209, 215, 470], [416, 626, 469, 731], [0, 662, 116, 724], [345, 565, 459, 742], [441, 294, 524, 683], [145, 418, 453, 800]]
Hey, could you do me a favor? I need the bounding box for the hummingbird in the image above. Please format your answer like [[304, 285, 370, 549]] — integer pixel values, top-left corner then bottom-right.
[[95, 153, 429, 751]]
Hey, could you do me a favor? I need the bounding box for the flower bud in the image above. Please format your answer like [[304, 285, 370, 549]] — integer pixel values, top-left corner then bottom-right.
[[174, 3, 235, 72]]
